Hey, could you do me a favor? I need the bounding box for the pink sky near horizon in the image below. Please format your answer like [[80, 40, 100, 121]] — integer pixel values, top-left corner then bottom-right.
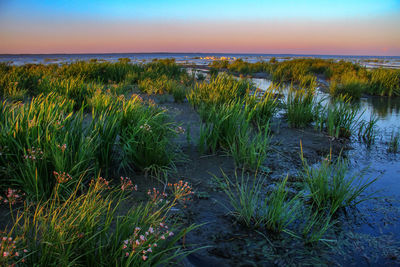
[[1, 15, 400, 56]]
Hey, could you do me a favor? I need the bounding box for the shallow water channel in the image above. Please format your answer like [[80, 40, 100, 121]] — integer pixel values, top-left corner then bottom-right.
[[252, 78, 400, 263]]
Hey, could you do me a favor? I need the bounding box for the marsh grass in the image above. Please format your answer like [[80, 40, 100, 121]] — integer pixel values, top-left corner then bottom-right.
[[214, 172, 300, 233], [228, 126, 271, 171], [246, 86, 279, 128], [198, 101, 248, 154], [260, 176, 301, 233], [90, 108, 121, 175], [4, 177, 197, 266], [301, 145, 378, 214], [329, 79, 364, 100], [213, 171, 264, 227], [0, 94, 97, 199], [208, 58, 400, 97], [388, 130, 399, 153], [187, 73, 250, 108], [120, 100, 179, 177], [300, 209, 336, 245], [358, 114, 378, 145], [325, 97, 362, 138], [285, 87, 317, 128], [171, 84, 187, 103]]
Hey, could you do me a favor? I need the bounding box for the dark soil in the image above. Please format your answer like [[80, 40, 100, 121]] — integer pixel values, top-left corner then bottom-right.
[[147, 95, 349, 266]]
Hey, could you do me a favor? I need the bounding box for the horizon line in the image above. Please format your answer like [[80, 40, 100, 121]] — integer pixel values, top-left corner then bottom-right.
[[1, 52, 399, 58]]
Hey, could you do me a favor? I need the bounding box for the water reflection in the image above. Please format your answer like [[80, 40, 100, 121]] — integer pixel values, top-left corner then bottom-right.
[[252, 78, 400, 133]]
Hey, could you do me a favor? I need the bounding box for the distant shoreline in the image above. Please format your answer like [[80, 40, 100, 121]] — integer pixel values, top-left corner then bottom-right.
[[1, 52, 399, 58]]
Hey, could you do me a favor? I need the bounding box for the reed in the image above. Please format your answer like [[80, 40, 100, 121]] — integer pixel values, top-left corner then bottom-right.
[[187, 73, 251, 109], [197, 101, 249, 154], [0, 94, 97, 199]]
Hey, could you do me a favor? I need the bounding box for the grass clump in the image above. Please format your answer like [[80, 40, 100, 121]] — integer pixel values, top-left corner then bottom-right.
[[301, 147, 378, 214], [329, 80, 364, 100], [246, 86, 279, 129], [3, 177, 197, 266], [187, 73, 251, 108], [0, 94, 97, 199], [198, 101, 248, 154], [358, 114, 378, 145], [120, 97, 179, 177], [228, 125, 271, 171], [388, 130, 400, 153], [214, 172, 300, 233], [325, 97, 362, 138], [285, 87, 318, 128], [197, 100, 271, 171]]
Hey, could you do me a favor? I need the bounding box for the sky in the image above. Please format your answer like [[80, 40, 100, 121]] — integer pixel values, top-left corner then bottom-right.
[[0, 0, 399, 56]]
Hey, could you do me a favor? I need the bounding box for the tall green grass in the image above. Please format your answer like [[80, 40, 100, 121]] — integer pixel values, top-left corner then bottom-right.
[[3, 177, 197, 266], [357, 114, 378, 145], [246, 86, 279, 129], [187, 73, 251, 108], [198, 101, 248, 154], [285, 87, 318, 128], [214, 172, 300, 233], [301, 147, 377, 214], [325, 97, 362, 138], [208, 58, 400, 97], [388, 130, 399, 153], [228, 125, 271, 171], [120, 97, 179, 177], [0, 94, 97, 199]]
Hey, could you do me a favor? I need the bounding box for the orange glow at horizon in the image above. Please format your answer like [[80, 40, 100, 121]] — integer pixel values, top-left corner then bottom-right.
[[1, 15, 399, 56]]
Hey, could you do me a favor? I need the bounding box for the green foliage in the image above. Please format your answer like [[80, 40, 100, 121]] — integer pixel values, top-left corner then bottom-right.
[[325, 97, 362, 138], [388, 130, 400, 153], [301, 148, 378, 214], [368, 68, 400, 96], [358, 114, 378, 145], [187, 73, 251, 108], [198, 101, 248, 154], [120, 98, 179, 176], [214, 172, 300, 232], [5, 177, 196, 266], [246, 86, 279, 128], [0, 94, 97, 199], [207, 58, 400, 97], [210, 59, 270, 75], [285, 87, 318, 128], [228, 126, 271, 171]]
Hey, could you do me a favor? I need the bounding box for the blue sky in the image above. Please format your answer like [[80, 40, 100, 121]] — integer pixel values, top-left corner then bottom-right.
[[2, 0, 399, 20], [0, 0, 399, 55]]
